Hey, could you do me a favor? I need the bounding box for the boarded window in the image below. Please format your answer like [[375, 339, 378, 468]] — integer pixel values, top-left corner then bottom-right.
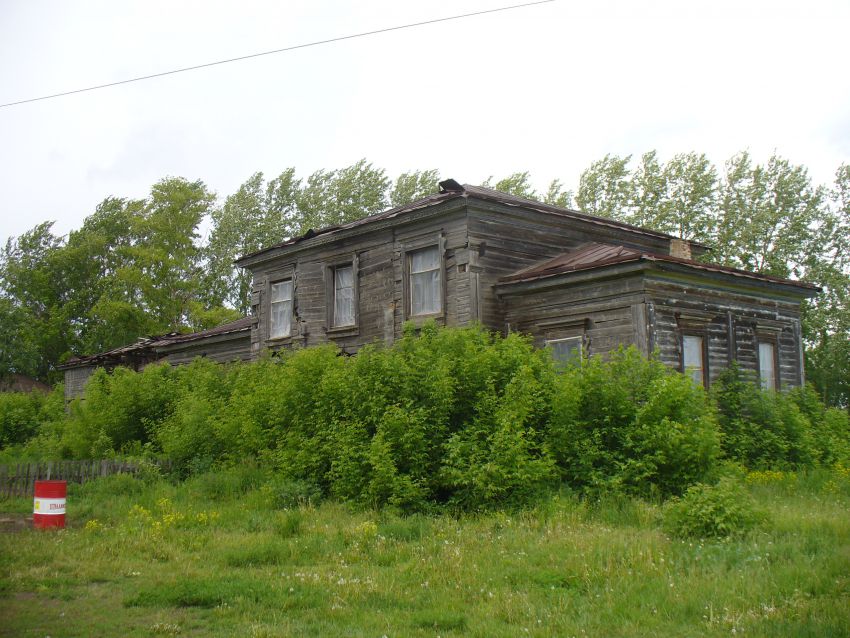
[[333, 265, 355, 327], [759, 342, 777, 390], [683, 334, 705, 386], [270, 279, 292, 339], [410, 246, 441, 316], [548, 337, 582, 367]]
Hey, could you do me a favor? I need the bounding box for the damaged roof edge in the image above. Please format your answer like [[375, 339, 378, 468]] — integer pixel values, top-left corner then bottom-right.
[[235, 190, 467, 266], [235, 180, 699, 268], [58, 317, 253, 369]]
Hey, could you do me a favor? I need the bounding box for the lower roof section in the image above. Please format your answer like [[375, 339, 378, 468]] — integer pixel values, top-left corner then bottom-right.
[[497, 243, 820, 299], [58, 316, 253, 370]]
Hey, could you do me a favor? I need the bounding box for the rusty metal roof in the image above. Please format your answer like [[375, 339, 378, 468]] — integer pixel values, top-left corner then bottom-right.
[[501, 244, 641, 282], [499, 242, 820, 292]]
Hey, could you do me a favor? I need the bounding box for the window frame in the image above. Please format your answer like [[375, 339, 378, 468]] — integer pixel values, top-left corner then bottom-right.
[[325, 254, 360, 335], [268, 278, 294, 341], [402, 234, 446, 322], [681, 333, 708, 388], [546, 336, 584, 368], [675, 312, 712, 389], [757, 338, 779, 391]]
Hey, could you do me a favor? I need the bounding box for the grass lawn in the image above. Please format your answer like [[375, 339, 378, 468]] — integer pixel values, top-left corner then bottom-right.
[[1, 468, 848, 637]]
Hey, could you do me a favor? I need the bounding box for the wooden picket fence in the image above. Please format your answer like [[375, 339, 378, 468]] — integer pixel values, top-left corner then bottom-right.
[[0, 459, 168, 499]]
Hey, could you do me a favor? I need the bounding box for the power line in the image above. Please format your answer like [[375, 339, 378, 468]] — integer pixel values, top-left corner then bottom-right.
[[0, 0, 555, 109]]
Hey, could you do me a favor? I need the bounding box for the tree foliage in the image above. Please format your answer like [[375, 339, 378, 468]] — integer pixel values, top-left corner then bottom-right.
[[389, 169, 440, 207], [0, 179, 217, 381]]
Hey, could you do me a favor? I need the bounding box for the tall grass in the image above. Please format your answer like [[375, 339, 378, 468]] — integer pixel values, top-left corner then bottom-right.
[[1, 466, 848, 637]]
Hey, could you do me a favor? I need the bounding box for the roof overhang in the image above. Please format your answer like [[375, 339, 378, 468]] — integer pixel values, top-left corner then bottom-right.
[[235, 196, 468, 269], [58, 318, 253, 371], [154, 326, 251, 355], [496, 256, 819, 303], [234, 182, 704, 270]]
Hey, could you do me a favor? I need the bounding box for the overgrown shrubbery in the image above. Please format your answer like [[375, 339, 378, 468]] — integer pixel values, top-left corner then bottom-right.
[[663, 477, 765, 538], [548, 348, 721, 497], [711, 363, 849, 470], [0, 385, 64, 457], [3, 323, 848, 511], [251, 323, 559, 510]]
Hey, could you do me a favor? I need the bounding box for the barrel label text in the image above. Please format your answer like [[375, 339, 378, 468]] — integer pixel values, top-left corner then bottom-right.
[[34, 498, 66, 515]]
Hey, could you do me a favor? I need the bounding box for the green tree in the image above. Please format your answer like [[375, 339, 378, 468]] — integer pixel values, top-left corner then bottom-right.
[[629, 151, 666, 229], [389, 169, 440, 207], [657, 152, 718, 243], [0, 222, 68, 380], [295, 159, 390, 233], [127, 178, 215, 331], [59, 197, 149, 354], [576, 154, 634, 220], [802, 164, 850, 407], [543, 179, 573, 208], [715, 153, 823, 277], [204, 170, 300, 314], [0, 298, 40, 380], [482, 172, 539, 200]]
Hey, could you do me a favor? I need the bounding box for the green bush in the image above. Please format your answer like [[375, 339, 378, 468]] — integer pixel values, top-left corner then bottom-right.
[[8, 324, 842, 512], [71, 472, 146, 498], [712, 364, 817, 469], [788, 383, 850, 466], [0, 386, 63, 451], [547, 347, 721, 497], [663, 477, 765, 538], [255, 323, 557, 511], [263, 477, 323, 509], [63, 363, 181, 457], [440, 364, 557, 508], [185, 465, 265, 500]]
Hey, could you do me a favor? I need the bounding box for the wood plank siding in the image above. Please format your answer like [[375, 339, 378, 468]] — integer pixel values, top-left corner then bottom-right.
[[498, 265, 809, 389], [246, 208, 470, 353], [466, 202, 673, 333]]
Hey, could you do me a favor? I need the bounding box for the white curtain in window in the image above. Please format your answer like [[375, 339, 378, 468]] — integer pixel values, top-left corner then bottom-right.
[[759, 342, 776, 390], [410, 246, 440, 316], [270, 280, 292, 338], [683, 335, 704, 386], [333, 265, 355, 327]]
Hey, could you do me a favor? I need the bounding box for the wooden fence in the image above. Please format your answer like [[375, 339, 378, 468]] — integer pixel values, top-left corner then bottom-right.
[[0, 459, 166, 499]]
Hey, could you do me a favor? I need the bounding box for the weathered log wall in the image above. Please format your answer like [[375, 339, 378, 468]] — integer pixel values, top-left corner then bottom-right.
[[466, 202, 673, 333], [247, 208, 472, 354]]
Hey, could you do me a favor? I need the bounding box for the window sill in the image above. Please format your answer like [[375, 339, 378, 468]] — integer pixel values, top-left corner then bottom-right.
[[406, 312, 445, 327], [266, 335, 294, 346], [326, 325, 359, 338]]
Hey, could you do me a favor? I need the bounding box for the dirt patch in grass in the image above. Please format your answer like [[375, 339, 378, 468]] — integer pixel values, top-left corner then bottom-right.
[[0, 513, 31, 533]]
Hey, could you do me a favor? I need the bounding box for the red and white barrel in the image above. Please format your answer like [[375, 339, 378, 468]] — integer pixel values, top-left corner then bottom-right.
[[33, 480, 66, 529]]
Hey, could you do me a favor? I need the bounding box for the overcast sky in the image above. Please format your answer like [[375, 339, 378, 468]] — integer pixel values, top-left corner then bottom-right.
[[1, 0, 848, 245]]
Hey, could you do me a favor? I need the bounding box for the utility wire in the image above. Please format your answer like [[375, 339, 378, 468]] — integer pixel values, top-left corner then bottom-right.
[[1, 0, 555, 109]]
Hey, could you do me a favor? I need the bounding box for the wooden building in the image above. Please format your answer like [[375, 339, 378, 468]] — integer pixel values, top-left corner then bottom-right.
[[59, 317, 252, 404], [61, 179, 818, 400]]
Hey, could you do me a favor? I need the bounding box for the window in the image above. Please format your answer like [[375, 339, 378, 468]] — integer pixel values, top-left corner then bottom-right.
[[332, 265, 355, 327], [548, 337, 582, 367], [682, 334, 706, 387], [270, 279, 292, 339], [409, 245, 441, 316], [759, 341, 777, 390]]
